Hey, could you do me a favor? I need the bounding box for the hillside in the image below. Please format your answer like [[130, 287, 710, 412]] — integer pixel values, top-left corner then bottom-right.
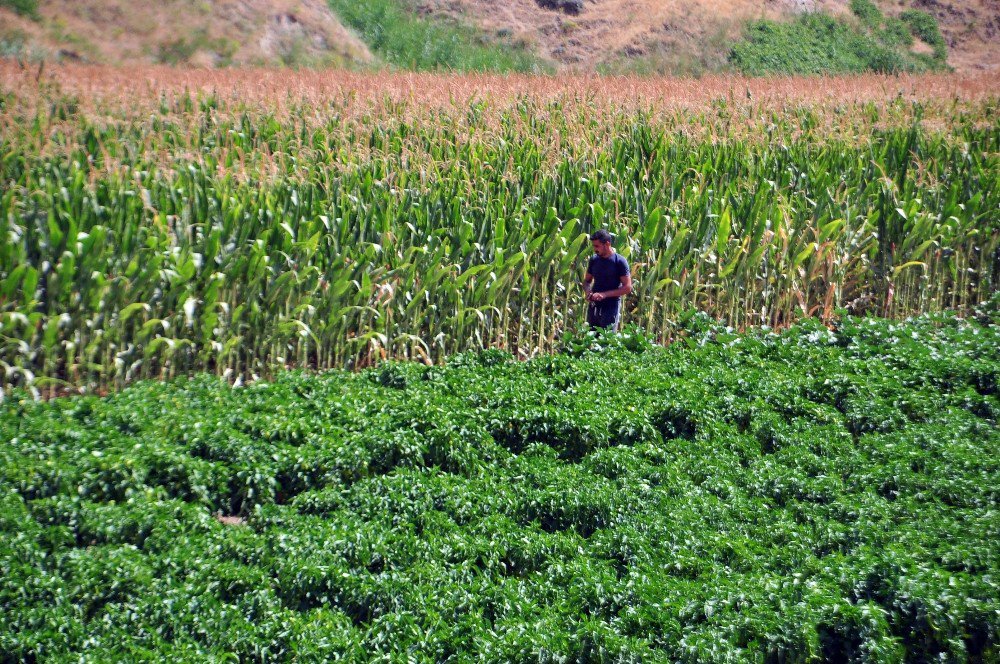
[[905, 0, 1000, 72], [414, 0, 998, 73], [0, 0, 997, 73], [0, 0, 372, 67], [414, 0, 845, 74]]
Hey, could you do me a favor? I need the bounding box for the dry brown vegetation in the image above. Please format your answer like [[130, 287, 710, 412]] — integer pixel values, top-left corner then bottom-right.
[[4, 65, 988, 211], [4, 64, 995, 179], [0, 0, 372, 67], [3, 61, 996, 112]]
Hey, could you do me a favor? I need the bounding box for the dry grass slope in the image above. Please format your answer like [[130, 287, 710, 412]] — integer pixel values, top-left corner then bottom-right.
[[415, 0, 844, 72], [415, 0, 998, 73], [0, 0, 372, 67], [883, 0, 1000, 72], [1, 0, 995, 72]]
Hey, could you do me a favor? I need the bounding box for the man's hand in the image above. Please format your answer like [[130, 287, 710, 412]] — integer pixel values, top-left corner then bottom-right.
[[588, 292, 606, 302]]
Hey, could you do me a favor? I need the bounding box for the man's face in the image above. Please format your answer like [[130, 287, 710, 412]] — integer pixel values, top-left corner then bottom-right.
[[592, 239, 612, 258]]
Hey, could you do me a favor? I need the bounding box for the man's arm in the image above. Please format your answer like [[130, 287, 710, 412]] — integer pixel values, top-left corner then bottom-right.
[[589, 274, 632, 302], [583, 271, 594, 299]]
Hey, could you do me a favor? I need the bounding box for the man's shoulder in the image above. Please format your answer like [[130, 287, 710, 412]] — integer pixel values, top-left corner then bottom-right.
[[591, 252, 629, 269]]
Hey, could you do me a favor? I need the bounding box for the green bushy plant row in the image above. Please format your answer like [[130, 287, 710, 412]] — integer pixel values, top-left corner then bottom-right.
[[2, 312, 998, 660]]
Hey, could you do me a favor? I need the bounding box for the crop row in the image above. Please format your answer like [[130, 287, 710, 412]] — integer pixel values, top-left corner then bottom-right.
[[2, 311, 998, 660], [1, 84, 997, 393]]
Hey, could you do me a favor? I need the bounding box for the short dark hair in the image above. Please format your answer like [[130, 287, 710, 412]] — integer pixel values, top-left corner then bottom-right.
[[590, 229, 613, 244]]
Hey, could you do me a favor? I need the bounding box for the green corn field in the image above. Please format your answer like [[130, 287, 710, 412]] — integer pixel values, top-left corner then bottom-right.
[[1, 67, 998, 394]]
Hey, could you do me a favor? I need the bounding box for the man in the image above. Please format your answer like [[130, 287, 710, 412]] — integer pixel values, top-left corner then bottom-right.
[[583, 229, 632, 331]]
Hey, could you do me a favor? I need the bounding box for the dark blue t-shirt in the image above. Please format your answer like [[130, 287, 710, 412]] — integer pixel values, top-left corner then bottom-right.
[[587, 252, 630, 303]]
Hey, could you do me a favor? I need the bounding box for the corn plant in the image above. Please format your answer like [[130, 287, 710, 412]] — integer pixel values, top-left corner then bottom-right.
[[1, 71, 997, 393]]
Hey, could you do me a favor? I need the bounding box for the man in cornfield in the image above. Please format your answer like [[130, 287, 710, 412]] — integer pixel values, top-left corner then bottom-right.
[[583, 229, 632, 331]]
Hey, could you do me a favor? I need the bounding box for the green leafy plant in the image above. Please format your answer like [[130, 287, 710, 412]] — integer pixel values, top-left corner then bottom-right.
[[0, 0, 38, 20], [328, 0, 543, 72], [3, 313, 998, 659], [850, 0, 883, 29], [730, 10, 949, 75], [900, 9, 948, 61]]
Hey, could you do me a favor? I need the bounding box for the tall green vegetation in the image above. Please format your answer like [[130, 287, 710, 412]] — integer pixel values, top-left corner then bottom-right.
[[327, 0, 542, 72], [1, 86, 997, 394], [850, 0, 884, 29], [2, 313, 999, 659], [0, 0, 38, 20], [730, 2, 950, 75], [900, 9, 948, 61]]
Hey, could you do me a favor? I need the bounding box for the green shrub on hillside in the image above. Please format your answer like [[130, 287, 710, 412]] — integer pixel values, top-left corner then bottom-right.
[[0, 0, 38, 20], [881, 16, 915, 48], [730, 13, 916, 75], [849, 0, 917, 50], [327, 0, 543, 72], [900, 9, 948, 60], [730, 10, 948, 75], [850, 0, 883, 29]]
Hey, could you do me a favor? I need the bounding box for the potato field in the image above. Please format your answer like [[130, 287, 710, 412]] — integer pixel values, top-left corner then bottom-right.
[[1, 65, 999, 662]]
